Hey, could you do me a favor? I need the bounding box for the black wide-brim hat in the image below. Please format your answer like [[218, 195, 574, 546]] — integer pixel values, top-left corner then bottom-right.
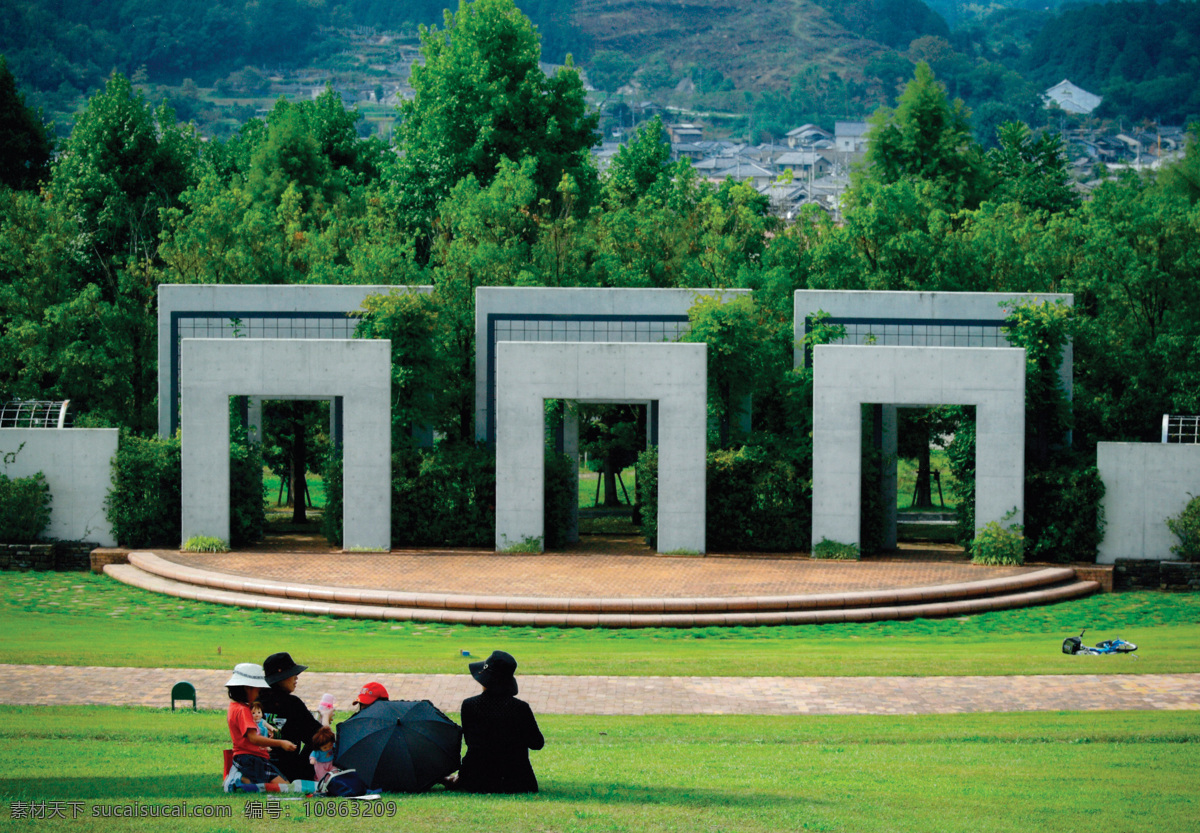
[[469, 650, 518, 696], [263, 652, 309, 686]]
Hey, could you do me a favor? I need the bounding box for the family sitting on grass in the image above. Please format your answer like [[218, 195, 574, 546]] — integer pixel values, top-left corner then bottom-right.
[[225, 650, 544, 794]]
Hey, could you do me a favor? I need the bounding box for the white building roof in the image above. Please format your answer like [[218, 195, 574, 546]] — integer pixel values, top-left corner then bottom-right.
[[1043, 80, 1102, 115]]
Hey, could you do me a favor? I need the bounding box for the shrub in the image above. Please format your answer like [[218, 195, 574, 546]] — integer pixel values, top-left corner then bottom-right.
[[812, 539, 859, 560], [543, 451, 575, 549], [182, 536, 229, 553], [500, 536, 543, 553], [321, 449, 344, 547], [970, 517, 1025, 565], [1167, 494, 1200, 562], [107, 432, 265, 548], [106, 433, 182, 547], [639, 442, 812, 552], [706, 443, 810, 551], [636, 447, 659, 548], [946, 409, 977, 543], [1024, 462, 1105, 563], [0, 472, 52, 543], [229, 439, 265, 547], [391, 444, 496, 547]]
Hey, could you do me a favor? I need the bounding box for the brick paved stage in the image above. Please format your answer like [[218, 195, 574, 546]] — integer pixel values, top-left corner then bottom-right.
[[102, 536, 1099, 626], [156, 539, 1032, 599], [2, 665, 1196, 715]]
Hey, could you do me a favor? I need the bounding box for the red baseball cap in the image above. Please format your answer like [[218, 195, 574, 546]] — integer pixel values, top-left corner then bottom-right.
[[354, 682, 388, 706]]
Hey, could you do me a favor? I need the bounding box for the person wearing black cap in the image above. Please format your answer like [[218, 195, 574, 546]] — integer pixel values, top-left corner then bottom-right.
[[452, 650, 544, 794], [262, 652, 328, 782]]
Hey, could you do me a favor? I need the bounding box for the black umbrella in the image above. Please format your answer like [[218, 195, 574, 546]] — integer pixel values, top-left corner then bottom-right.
[[334, 700, 462, 793]]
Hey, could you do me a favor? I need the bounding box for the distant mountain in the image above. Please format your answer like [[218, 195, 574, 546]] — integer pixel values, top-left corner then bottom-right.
[[568, 0, 951, 89]]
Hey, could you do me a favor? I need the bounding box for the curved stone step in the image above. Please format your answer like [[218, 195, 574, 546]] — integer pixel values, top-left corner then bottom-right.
[[106, 562, 1098, 628], [125, 551, 1078, 615]]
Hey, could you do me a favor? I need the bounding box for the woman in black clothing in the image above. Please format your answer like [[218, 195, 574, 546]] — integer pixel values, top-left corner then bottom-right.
[[452, 650, 544, 794], [262, 652, 329, 782]]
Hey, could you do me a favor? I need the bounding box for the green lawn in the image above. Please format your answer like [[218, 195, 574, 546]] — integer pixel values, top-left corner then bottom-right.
[[1, 706, 1197, 832], [262, 471, 326, 510], [2, 573, 1198, 677], [897, 449, 958, 512], [578, 466, 637, 510]]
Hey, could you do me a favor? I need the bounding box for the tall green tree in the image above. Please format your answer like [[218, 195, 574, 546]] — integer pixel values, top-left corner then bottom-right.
[[51, 73, 198, 292], [392, 0, 599, 251], [2, 73, 200, 431], [0, 56, 53, 191], [986, 121, 1076, 214], [862, 62, 989, 210]]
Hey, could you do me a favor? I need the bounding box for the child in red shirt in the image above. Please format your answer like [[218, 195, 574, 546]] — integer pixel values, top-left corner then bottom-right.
[[225, 663, 297, 785]]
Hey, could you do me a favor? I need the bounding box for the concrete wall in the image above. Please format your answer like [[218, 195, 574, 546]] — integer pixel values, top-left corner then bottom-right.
[[180, 339, 391, 551], [793, 290, 1072, 395], [495, 342, 707, 553], [476, 287, 748, 443], [159, 284, 430, 437], [1097, 443, 1200, 563], [0, 428, 118, 546], [812, 345, 1025, 549]]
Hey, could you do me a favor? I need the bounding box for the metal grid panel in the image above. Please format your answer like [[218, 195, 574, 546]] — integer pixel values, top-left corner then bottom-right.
[[1163, 414, 1200, 444], [492, 317, 691, 345], [833, 321, 1008, 348]]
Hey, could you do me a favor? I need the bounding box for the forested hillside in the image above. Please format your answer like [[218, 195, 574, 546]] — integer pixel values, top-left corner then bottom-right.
[[3, 0, 1198, 141], [1024, 0, 1200, 123]]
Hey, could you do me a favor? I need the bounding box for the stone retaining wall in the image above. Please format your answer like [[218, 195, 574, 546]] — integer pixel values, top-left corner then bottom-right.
[[1113, 559, 1200, 592], [0, 541, 98, 572]]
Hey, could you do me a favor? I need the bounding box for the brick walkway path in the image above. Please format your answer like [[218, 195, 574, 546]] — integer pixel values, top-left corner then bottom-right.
[[3, 665, 1196, 715]]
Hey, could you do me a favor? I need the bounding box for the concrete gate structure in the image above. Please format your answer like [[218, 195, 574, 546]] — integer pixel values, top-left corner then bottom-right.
[[495, 342, 707, 553], [797, 290, 1070, 548], [180, 338, 391, 551], [812, 345, 1026, 550]]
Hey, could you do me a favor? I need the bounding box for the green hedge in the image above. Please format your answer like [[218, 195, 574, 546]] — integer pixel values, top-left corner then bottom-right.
[[229, 440, 265, 546], [321, 449, 345, 547], [106, 433, 264, 548], [392, 444, 496, 547], [543, 451, 575, 549], [636, 447, 659, 548], [323, 445, 572, 550], [638, 443, 812, 552], [1023, 461, 1105, 563], [106, 433, 182, 547], [0, 472, 52, 543], [706, 444, 810, 551]]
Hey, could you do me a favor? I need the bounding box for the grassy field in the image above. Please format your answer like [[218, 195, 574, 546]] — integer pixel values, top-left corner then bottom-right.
[[896, 449, 958, 512], [2, 572, 1197, 677], [1, 706, 1196, 832], [578, 466, 638, 510], [262, 471, 326, 511]]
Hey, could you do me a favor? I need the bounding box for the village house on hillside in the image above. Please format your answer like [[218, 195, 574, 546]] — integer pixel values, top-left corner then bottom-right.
[[786, 123, 833, 148], [1043, 80, 1102, 115], [834, 121, 870, 154]]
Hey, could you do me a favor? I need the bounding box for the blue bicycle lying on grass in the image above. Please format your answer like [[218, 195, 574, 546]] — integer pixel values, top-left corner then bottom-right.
[[1062, 629, 1139, 656]]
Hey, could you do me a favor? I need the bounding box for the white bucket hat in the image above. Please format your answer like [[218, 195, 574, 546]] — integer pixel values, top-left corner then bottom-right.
[[225, 663, 268, 688]]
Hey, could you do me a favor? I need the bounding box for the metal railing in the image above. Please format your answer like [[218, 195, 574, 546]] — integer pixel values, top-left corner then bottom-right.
[[0, 400, 72, 429]]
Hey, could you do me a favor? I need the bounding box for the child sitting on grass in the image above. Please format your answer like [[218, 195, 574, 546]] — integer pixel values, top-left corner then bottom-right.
[[225, 663, 296, 785]]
